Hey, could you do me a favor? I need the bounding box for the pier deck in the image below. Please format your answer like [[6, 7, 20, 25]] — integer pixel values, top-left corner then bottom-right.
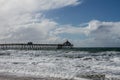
[[0, 41, 73, 50]]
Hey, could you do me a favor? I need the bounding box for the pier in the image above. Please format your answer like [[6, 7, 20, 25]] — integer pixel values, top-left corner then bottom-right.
[[0, 40, 73, 50]]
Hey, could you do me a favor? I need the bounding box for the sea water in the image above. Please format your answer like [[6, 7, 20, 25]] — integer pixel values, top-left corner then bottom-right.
[[0, 48, 120, 79]]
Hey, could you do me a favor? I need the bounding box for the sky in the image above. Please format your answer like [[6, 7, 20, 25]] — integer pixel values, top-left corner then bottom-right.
[[0, 0, 120, 47]]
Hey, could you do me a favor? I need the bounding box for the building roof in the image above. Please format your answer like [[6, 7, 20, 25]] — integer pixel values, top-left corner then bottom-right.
[[63, 40, 73, 46]]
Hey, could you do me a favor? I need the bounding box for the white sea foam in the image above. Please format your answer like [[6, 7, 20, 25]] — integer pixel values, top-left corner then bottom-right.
[[0, 50, 120, 79]]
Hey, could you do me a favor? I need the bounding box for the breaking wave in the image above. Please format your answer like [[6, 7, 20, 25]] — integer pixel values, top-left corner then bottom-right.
[[0, 49, 120, 79]]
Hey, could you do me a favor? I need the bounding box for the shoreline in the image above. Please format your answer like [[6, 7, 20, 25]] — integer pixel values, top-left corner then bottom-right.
[[0, 72, 119, 80], [0, 74, 75, 80]]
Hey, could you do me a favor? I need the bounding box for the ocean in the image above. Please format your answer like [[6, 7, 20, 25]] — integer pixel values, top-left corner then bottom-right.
[[0, 48, 120, 80]]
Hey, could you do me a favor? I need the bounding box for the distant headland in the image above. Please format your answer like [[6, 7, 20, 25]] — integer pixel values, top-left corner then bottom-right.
[[0, 40, 73, 50]]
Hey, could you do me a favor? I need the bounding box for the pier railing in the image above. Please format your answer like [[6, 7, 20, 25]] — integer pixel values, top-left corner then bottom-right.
[[0, 44, 58, 50], [0, 41, 73, 50]]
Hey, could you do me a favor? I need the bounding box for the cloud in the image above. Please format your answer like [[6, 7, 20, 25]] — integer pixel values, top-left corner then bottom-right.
[[0, 0, 81, 43], [53, 20, 106, 36], [0, 0, 80, 13], [0, 18, 61, 43], [54, 20, 120, 47], [88, 20, 120, 47], [1, 0, 120, 47]]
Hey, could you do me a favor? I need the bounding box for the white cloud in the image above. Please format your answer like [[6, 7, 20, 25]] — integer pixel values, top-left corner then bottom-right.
[[54, 20, 120, 47], [0, 0, 81, 43], [0, 18, 59, 43], [0, 0, 80, 13], [1, 0, 120, 47], [53, 20, 105, 36]]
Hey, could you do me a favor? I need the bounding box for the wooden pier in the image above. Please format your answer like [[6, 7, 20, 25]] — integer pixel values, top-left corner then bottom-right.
[[0, 41, 73, 50]]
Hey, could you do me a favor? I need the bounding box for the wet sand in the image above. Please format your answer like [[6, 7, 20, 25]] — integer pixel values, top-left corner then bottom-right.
[[0, 77, 73, 80], [0, 74, 74, 80], [0, 76, 74, 80], [1, 73, 118, 80]]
